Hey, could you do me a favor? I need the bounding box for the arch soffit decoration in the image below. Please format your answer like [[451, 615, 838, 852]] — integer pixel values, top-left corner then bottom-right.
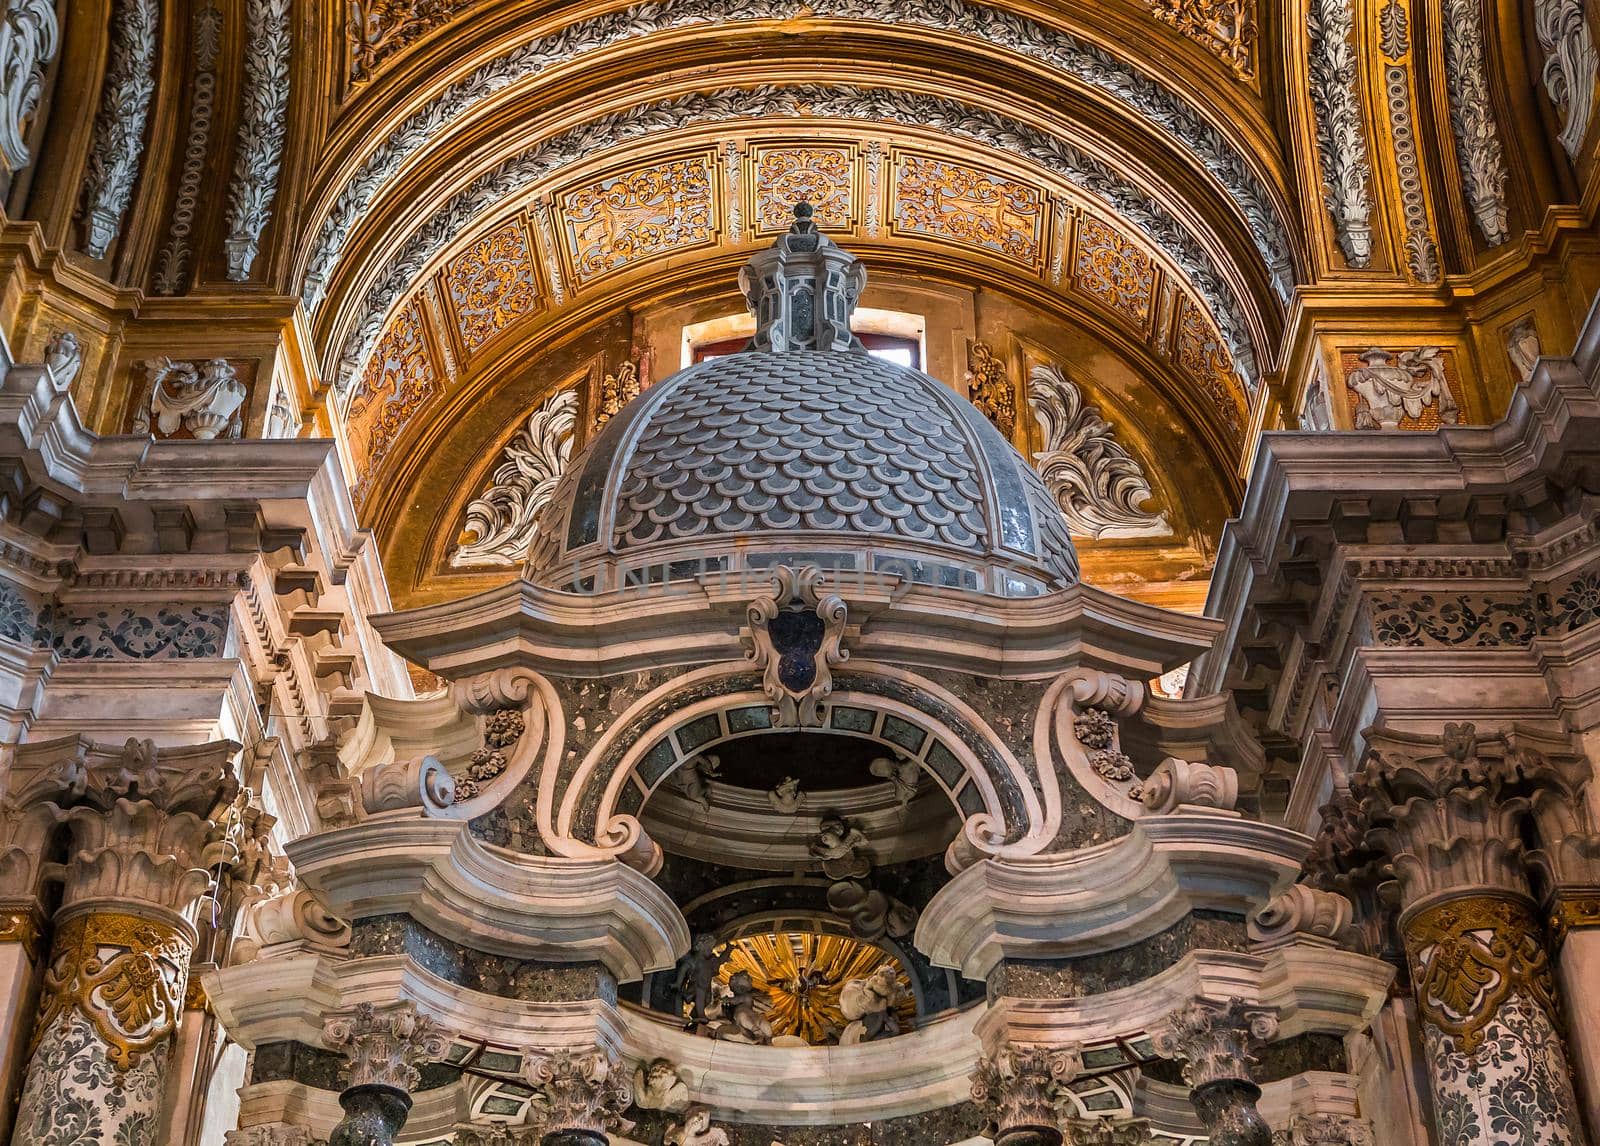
[[542, 663, 1054, 867], [299, 5, 1299, 389]]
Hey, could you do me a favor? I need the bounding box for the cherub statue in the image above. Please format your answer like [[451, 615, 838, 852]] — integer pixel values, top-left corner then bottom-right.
[[672, 934, 730, 1024], [768, 774, 806, 814], [633, 1057, 690, 1113], [808, 813, 872, 880], [705, 970, 774, 1044], [838, 964, 908, 1044], [679, 754, 721, 813], [665, 1105, 729, 1146], [869, 754, 921, 806]]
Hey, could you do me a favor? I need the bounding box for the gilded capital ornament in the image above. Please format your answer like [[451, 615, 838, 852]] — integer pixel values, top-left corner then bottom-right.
[[969, 1039, 1083, 1145]]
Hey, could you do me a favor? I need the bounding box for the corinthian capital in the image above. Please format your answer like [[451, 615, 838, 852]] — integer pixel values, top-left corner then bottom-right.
[[969, 1039, 1083, 1142], [521, 1046, 634, 1137], [1152, 996, 1279, 1088], [323, 1002, 451, 1091], [1275, 1113, 1375, 1145], [1062, 1117, 1154, 1145]]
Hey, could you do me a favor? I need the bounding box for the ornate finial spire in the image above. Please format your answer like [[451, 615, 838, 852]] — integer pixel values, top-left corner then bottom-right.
[[738, 202, 866, 353]]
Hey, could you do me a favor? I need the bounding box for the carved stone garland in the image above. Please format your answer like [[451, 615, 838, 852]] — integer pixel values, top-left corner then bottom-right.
[[78, 0, 158, 258], [452, 388, 578, 567], [1441, 0, 1510, 244], [1306, 0, 1372, 267], [154, 0, 222, 294], [0, 0, 59, 174], [1027, 363, 1169, 539], [744, 565, 848, 729], [224, 0, 292, 279]]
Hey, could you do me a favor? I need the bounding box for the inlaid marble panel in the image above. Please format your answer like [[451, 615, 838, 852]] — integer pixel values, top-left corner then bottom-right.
[[891, 153, 1044, 265], [560, 155, 716, 283]]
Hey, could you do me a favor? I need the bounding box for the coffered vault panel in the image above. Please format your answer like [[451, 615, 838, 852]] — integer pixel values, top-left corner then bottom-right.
[[338, 130, 1247, 501]]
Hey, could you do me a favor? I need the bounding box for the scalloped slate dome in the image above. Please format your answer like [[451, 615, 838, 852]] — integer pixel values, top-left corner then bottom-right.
[[526, 206, 1079, 597]]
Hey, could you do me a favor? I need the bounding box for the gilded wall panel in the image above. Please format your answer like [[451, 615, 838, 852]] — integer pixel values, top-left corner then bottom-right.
[[345, 297, 441, 504], [1173, 296, 1246, 440], [560, 155, 717, 285], [751, 144, 855, 233], [891, 154, 1044, 267], [444, 217, 540, 353], [1072, 215, 1156, 330]]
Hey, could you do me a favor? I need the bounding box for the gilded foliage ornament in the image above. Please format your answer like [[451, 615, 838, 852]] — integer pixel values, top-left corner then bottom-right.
[[966, 342, 1016, 439], [452, 388, 578, 568]]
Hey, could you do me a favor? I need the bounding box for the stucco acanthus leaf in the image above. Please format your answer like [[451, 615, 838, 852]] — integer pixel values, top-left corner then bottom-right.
[[1273, 1113, 1376, 1146], [154, 0, 223, 294], [1442, 0, 1510, 244], [332, 84, 1259, 398], [451, 388, 578, 567], [323, 1001, 452, 1091], [521, 1047, 635, 1136], [77, 0, 158, 258], [224, 0, 292, 279], [1027, 364, 1170, 539], [0, 0, 58, 173], [134, 358, 248, 440], [302, 0, 1293, 321], [1535, 0, 1597, 160], [1151, 996, 1279, 1088], [1306, 0, 1373, 266], [1061, 1118, 1156, 1146], [225, 1125, 324, 1145]]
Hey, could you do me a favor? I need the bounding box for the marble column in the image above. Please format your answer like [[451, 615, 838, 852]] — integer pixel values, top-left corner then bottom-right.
[[5, 737, 240, 1146], [968, 1039, 1083, 1146], [323, 1002, 451, 1146], [521, 1048, 634, 1146], [1151, 996, 1278, 1146], [0, 901, 45, 1142], [1352, 724, 1590, 1146]]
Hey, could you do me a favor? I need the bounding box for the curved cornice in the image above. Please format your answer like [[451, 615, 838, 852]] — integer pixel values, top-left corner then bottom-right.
[[319, 78, 1271, 400], [302, 0, 1294, 318], [916, 812, 1310, 981], [283, 817, 689, 981]]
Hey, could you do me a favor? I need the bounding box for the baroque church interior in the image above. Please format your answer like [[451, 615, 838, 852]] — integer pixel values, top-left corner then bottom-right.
[[0, 0, 1599, 1142]]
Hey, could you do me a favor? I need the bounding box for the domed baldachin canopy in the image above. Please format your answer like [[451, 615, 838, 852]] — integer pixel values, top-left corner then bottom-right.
[[526, 204, 1080, 597]]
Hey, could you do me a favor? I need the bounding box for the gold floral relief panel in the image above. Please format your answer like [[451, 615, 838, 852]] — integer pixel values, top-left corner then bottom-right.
[[345, 297, 441, 503], [1340, 346, 1463, 431], [1135, 0, 1256, 80], [444, 217, 540, 353], [891, 153, 1044, 267], [1173, 295, 1246, 440], [1072, 215, 1156, 330], [560, 155, 717, 285], [752, 144, 856, 233]]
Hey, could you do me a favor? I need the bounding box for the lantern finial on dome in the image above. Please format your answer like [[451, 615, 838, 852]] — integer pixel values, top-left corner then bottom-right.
[[738, 202, 867, 354]]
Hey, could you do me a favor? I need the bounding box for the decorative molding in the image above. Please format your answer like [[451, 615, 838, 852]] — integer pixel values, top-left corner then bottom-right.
[[0, 0, 59, 173], [1274, 1114, 1375, 1146], [154, 0, 222, 294], [224, 0, 292, 279], [1367, 590, 1536, 648], [451, 388, 578, 568], [966, 341, 1017, 438], [1306, 0, 1372, 267], [332, 85, 1258, 395], [346, 0, 474, 84], [1139, 0, 1255, 79], [78, 0, 158, 258], [1534, 0, 1597, 160], [299, 0, 1294, 322], [1441, 0, 1510, 244], [1027, 363, 1169, 539], [133, 358, 248, 439], [1153, 996, 1278, 1088]]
